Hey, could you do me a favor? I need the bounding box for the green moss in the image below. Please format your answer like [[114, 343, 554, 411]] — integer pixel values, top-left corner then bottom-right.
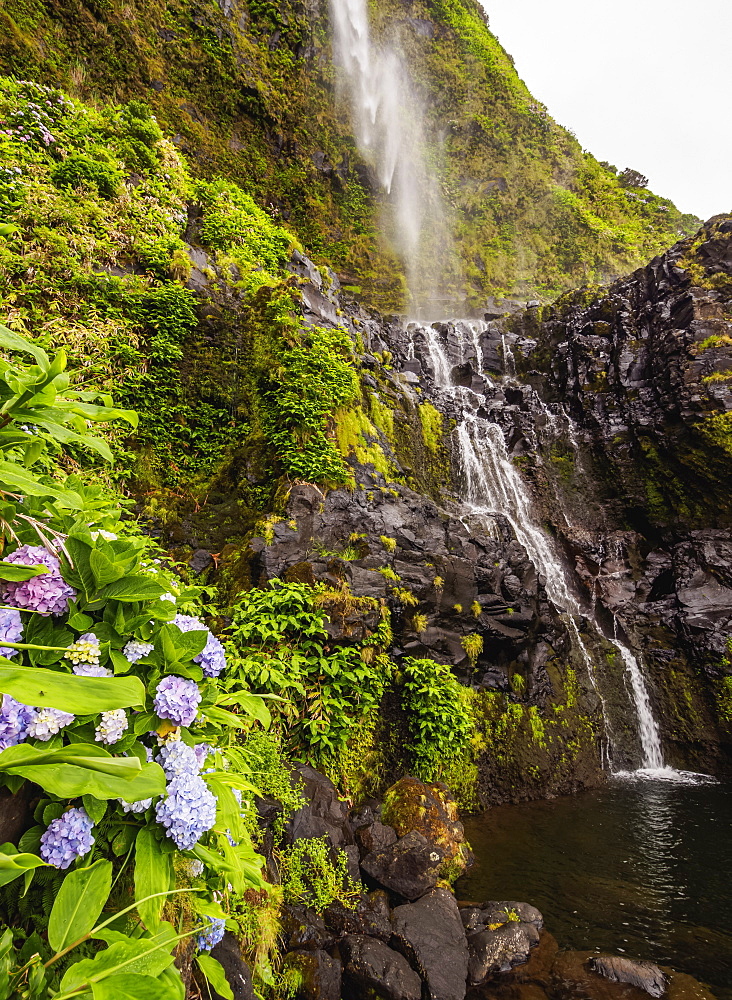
[[419, 401, 445, 453]]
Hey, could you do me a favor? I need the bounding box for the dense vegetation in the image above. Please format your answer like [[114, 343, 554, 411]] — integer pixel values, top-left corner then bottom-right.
[[0, 0, 698, 311]]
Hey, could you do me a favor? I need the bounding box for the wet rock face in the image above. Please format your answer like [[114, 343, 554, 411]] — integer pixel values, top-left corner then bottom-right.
[[340, 934, 423, 1000], [588, 956, 668, 998], [360, 830, 445, 901]]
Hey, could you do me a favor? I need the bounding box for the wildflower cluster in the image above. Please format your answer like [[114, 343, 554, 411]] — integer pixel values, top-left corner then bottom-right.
[[2, 544, 76, 616], [0, 81, 72, 148], [39, 807, 94, 870]]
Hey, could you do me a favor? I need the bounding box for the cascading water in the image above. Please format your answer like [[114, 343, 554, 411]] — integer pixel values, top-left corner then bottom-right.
[[327, 6, 706, 781], [415, 320, 705, 781], [329, 0, 453, 312]]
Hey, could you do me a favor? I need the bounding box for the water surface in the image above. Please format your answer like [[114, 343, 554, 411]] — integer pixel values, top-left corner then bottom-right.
[[457, 778, 732, 998]]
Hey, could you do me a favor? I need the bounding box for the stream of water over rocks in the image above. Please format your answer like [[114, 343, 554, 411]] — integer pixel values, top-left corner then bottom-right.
[[457, 778, 732, 999]]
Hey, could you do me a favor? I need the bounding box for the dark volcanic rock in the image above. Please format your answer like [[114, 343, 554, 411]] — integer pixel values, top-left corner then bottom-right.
[[340, 935, 423, 1000], [355, 819, 398, 859], [285, 764, 354, 847], [391, 887, 469, 1000], [283, 949, 341, 1000], [589, 955, 668, 997], [361, 831, 444, 900], [467, 922, 540, 985], [460, 900, 544, 934], [381, 777, 473, 876], [323, 891, 393, 942], [209, 933, 256, 1000], [281, 904, 337, 953]]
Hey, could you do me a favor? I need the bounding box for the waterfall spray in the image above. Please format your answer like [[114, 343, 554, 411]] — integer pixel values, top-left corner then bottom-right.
[[329, 0, 453, 313]]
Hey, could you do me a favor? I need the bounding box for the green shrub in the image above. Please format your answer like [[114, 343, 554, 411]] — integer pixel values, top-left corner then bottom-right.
[[280, 836, 360, 913], [51, 150, 123, 198], [401, 657, 473, 781]]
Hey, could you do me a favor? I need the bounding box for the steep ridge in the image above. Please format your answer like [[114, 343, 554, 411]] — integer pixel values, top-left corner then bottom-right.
[[0, 0, 699, 311]]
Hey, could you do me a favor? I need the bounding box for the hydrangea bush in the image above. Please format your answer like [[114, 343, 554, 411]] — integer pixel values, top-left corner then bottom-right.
[[0, 327, 268, 1000]]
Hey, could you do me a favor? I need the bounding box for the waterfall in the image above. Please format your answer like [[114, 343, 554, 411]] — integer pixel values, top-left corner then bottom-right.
[[416, 320, 704, 781], [329, 0, 452, 312]]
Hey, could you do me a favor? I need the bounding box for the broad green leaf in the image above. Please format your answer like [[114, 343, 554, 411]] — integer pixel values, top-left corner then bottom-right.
[[100, 577, 166, 602], [0, 744, 166, 801], [218, 691, 271, 729], [48, 859, 112, 952], [0, 561, 48, 582], [59, 925, 178, 992], [91, 973, 175, 1000], [0, 666, 146, 713], [0, 843, 48, 888], [134, 828, 172, 930], [200, 705, 249, 730], [0, 324, 49, 368], [197, 956, 233, 1000]]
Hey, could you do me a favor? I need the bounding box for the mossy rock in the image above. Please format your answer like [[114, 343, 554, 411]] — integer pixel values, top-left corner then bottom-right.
[[380, 776, 472, 880]]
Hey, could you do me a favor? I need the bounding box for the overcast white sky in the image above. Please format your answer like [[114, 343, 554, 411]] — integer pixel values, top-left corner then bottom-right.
[[478, 0, 732, 221]]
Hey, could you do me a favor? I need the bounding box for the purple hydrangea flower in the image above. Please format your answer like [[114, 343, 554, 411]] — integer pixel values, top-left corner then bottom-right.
[[2, 545, 76, 616], [193, 743, 213, 769], [173, 614, 227, 678], [123, 639, 154, 664], [153, 676, 201, 728], [157, 740, 200, 778], [155, 771, 217, 849], [73, 662, 111, 677], [0, 607, 23, 658], [27, 707, 74, 740], [0, 694, 33, 749], [196, 916, 226, 952], [95, 709, 128, 745], [40, 807, 94, 869]]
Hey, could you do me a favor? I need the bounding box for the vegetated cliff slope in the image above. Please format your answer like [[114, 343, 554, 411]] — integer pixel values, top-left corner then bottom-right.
[[1, 71, 729, 799], [0, 0, 698, 311]]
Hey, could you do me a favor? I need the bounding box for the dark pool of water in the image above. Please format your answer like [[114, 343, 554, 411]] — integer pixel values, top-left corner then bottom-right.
[[456, 777, 732, 999]]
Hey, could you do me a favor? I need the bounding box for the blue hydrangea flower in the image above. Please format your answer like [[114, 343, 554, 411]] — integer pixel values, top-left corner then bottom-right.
[[73, 662, 111, 677], [173, 614, 226, 678], [157, 741, 200, 778], [123, 639, 154, 664], [27, 707, 74, 740], [0, 607, 23, 658], [119, 796, 153, 814], [0, 694, 33, 749], [40, 806, 94, 869], [2, 544, 76, 616], [153, 676, 201, 727], [196, 916, 226, 952], [155, 771, 217, 849], [95, 709, 128, 745]]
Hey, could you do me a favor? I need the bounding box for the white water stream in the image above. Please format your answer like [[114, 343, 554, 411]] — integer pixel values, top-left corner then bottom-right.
[[415, 321, 704, 781]]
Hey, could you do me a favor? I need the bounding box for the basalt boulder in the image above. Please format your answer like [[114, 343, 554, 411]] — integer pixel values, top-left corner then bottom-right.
[[361, 831, 444, 901], [588, 955, 668, 998], [391, 887, 469, 1000], [340, 935, 423, 1000]]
